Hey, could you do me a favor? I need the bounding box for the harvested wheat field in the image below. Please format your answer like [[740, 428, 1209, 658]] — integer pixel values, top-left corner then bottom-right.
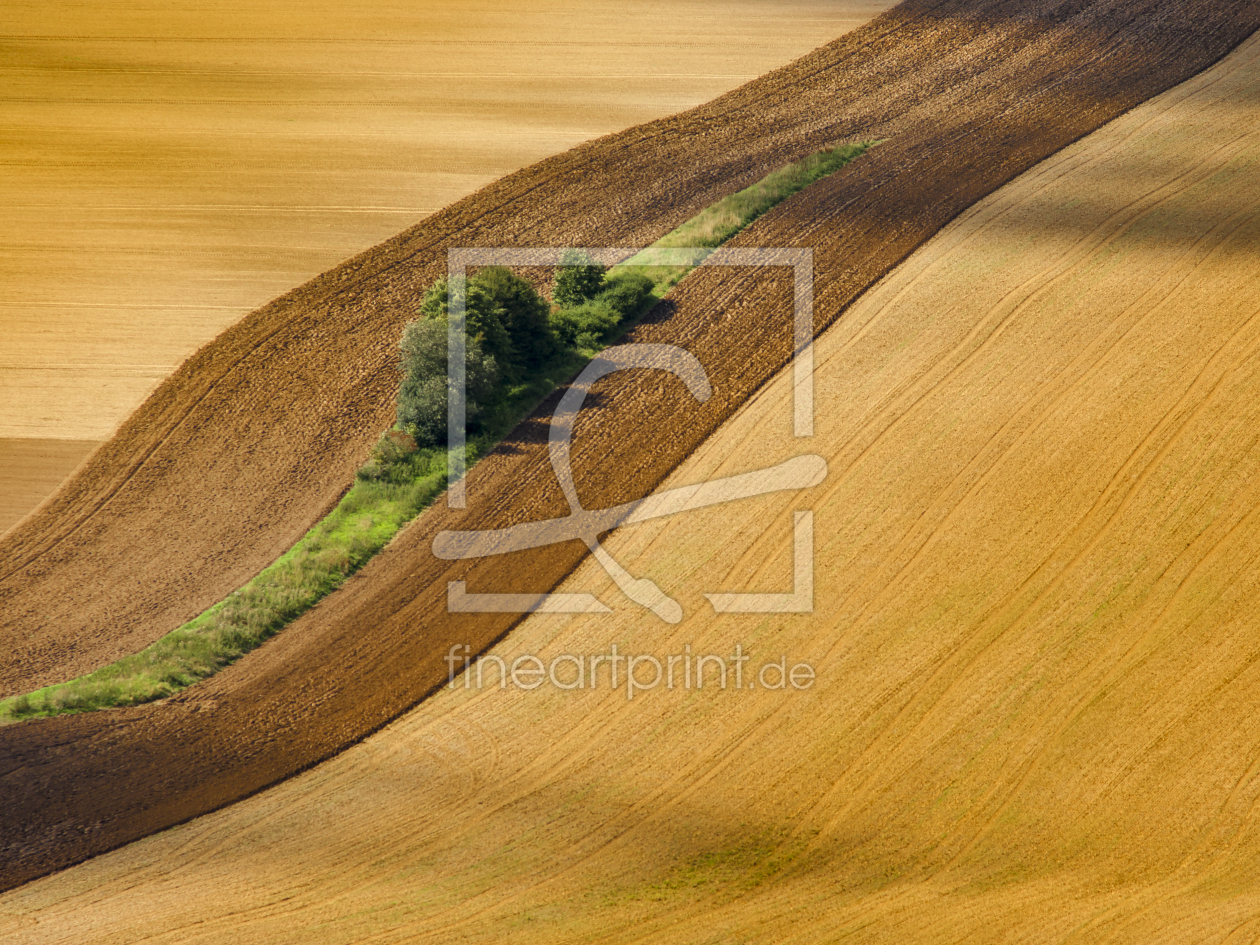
[[2, 0, 1257, 896], [0, 0, 889, 528], [0, 440, 98, 537], [7, 21, 1260, 943]]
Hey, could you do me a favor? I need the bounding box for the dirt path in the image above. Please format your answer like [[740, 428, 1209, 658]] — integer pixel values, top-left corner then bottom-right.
[[1, 0, 1257, 896], [8, 25, 1260, 942]]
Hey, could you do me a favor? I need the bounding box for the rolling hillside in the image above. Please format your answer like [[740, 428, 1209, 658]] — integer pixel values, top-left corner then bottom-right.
[[2, 0, 1258, 907], [7, 22, 1260, 943]]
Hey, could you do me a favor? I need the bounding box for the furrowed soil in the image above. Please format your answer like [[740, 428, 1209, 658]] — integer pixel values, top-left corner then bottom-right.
[[0, 0, 890, 525], [8, 25, 1260, 943], [2, 0, 1259, 895]]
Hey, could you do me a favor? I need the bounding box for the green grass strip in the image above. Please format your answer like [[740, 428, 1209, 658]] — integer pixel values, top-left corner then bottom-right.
[[622, 140, 877, 291], [2, 464, 448, 721], [0, 138, 876, 723]]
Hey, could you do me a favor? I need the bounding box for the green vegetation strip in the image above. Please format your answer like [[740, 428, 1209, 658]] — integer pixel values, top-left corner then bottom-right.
[[0, 140, 875, 723]]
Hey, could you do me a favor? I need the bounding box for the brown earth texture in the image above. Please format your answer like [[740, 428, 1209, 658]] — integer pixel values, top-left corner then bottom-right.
[[2, 0, 1260, 928]]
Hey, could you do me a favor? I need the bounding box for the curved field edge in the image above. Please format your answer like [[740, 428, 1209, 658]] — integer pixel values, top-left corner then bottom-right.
[[9, 29, 1260, 942], [0, 144, 875, 723], [1, 0, 1257, 895]]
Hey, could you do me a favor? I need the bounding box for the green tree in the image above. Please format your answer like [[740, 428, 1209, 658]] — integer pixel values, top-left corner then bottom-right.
[[422, 270, 557, 383], [473, 266, 556, 371], [552, 250, 607, 308], [420, 276, 518, 382], [396, 317, 497, 448]]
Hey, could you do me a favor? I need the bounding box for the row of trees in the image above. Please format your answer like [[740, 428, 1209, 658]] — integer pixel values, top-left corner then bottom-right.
[[395, 255, 654, 449]]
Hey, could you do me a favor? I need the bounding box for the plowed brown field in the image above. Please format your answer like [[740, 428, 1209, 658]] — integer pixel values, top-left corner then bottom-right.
[[7, 23, 1260, 942], [0, 0, 891, 527], [2, 0, 1258, 897]]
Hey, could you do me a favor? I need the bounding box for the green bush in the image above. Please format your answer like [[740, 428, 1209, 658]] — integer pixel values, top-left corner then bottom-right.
[[357, 430, 420, 482], [552, 250, 607, 308], [474, 265, 557, 371], [397, 318, 497, 448], [597, 270, 655, 321], [549, 298, 621, 348], [420, 269, 557, 384], [546, 271, 653, 349], [420, 276, 517, 382], [419, 276, 450, 320]]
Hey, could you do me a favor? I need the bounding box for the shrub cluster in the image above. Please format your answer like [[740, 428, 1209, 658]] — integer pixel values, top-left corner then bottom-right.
[[399, 265, 558, 448], [548, 255, 653, 349], [396, 258, 655, 448]]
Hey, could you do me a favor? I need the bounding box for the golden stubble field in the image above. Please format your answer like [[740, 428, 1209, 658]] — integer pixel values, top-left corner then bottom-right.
[[0, 0, 892, 534], [6, 23, 1260, 945]]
